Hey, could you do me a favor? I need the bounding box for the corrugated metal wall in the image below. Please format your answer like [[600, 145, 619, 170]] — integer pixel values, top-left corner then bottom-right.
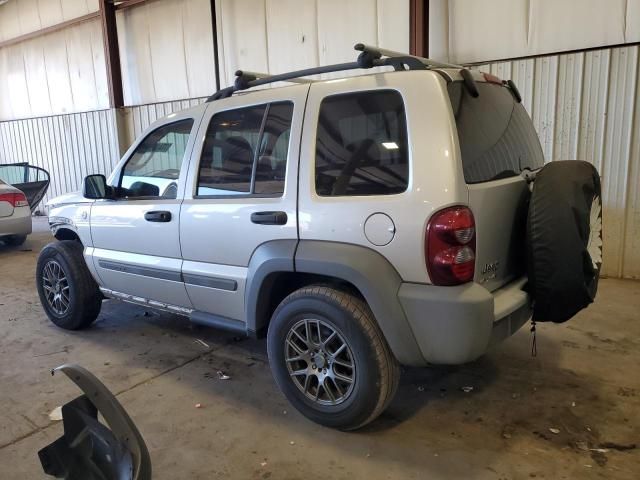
[[123, 97, 206, 140], [0, 109, 120, 209], [476, 45, 640, 279]]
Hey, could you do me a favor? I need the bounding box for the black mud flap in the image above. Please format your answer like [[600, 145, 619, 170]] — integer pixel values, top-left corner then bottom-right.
[[38, 364, 151, 480], [526, 160, 602, 323]]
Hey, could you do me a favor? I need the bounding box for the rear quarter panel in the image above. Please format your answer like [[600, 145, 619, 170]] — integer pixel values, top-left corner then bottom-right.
[[298, 70, 467, 283]]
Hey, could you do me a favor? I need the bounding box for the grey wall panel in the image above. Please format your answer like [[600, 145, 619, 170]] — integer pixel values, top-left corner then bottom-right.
[[0, 109, 120, 211], [623, 76, 640, 278], [554, 53, 584, 161], [578, 50, 610, 172], [600, 47, 638, 278], [476, 45, 640, 279], [532, 56, 558, 162]]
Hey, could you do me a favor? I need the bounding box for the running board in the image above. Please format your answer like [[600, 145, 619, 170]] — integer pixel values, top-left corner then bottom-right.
[[189, 311, 247, 335], [99, 288, 192, 316], [98, 287, 248, 335]]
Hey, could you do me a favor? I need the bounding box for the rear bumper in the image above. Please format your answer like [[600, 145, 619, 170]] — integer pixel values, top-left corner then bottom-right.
[[0, 207, 32, 237], [398, 277, 531, 365]]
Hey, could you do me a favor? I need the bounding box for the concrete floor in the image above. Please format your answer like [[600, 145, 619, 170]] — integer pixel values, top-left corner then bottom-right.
[[0, 217, 638, 479]]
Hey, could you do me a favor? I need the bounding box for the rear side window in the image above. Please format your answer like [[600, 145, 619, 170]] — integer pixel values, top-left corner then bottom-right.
[[197, 102, 293, 196], [448, 81, 544, 184], [315, 90, 409, 196]]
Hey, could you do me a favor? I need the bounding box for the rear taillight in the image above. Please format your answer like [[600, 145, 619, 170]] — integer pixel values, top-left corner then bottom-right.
[[426, 206, 476, 286], [0, 192, 29, 208]]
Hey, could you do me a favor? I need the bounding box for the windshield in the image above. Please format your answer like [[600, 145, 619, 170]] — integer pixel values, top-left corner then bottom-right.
[[447, 81, 544, 184]]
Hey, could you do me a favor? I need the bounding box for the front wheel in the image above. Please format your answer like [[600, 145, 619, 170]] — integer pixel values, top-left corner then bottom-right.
[[36, 241, 102, 330], [267, 286, 400, 430]]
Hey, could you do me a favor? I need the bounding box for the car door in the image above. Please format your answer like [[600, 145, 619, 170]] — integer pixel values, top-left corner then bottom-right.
[[180, 85, 308, 322], [88, 112, 199, 310]]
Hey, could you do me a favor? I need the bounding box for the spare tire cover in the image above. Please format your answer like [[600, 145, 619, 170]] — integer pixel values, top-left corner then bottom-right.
[[527, 160, 602, 322]]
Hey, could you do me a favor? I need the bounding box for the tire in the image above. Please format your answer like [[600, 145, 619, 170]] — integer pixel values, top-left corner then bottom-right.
[[526, 160, 602, 323], [267, 285, 400, 430], [4, 234, 27, 246], [36, 241, 102, 330]]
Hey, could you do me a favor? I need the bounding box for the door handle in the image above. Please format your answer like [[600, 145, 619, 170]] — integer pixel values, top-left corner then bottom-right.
[[250, 211, 288, 225], [144, 210, 172, 222]]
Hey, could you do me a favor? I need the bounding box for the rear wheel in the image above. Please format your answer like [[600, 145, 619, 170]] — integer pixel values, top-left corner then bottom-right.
[[36, 241, 102, 330], [3, 234, 27, 246], [267, 286, 400, 430]]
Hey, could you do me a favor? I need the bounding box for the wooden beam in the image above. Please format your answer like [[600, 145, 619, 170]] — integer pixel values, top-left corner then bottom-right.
[[0, 12, 100, 49], [99, 0, 124, 108], [410, 0, 429, 57]]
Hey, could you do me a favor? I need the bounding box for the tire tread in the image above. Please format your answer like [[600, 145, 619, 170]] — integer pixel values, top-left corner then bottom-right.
[[272, 285, 400, 430], [36, 240, 102, 330]]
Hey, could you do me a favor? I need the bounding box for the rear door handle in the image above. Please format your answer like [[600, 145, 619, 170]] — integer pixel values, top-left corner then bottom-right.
[[250, 211, 288, 225], [144, 211, 172, 222]]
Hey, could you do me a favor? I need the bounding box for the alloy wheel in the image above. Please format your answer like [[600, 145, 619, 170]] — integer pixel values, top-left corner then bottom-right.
[[284, 318, 356, 406], [42, 260, 70, 316]]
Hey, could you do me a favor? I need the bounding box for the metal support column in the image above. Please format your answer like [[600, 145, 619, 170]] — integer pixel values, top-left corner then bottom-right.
[[410, 0, 429, 57], [210, 0, 221, 90], [99, 0, 124, 108]]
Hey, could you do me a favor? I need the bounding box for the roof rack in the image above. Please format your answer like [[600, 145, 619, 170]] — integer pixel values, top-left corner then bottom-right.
[[206, 43, 463, 102], [235, 71, 312, 84]]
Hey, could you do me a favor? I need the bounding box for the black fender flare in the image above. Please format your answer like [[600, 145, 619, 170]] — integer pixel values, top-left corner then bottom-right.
[[295, 241, 424, 366], [245, 240, 297, 336], [245, 240, 425, 365]]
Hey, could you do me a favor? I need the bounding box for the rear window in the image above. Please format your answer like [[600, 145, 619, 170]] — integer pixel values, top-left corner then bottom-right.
[[315, 90, 409, 196], [448, 81, 544, 184]]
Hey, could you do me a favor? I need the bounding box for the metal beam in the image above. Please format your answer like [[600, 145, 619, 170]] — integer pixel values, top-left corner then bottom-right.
[[210, 0, 221, 91], [99, 0, 124, 108], [113, 0, 154, 10], [0, 12, 100, 49], [409, 0, 429, 57]]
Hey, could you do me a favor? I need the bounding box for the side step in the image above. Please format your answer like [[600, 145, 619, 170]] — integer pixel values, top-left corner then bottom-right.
[[190, 311, 247, 335]]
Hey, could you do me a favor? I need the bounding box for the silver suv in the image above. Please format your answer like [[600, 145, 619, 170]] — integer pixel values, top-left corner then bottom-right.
[[37, 45, 573, 430]]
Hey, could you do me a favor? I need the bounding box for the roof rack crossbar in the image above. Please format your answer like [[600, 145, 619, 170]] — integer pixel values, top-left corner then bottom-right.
[[207, 61, 366, 101], [235, 70, 312, 84], [206, 42, 461, 102], [354, 43, 462, 69]]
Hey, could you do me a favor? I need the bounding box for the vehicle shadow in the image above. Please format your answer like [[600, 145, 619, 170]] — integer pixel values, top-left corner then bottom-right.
[[0, 237, 34, 255]]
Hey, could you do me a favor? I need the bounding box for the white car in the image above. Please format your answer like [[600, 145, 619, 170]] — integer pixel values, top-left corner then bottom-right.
[[0, 179, 32, 246], [37, 44, 602, 430]]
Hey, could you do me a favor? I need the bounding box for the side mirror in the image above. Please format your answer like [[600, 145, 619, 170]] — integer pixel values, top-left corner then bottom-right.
[[83, 174, 111, 199]]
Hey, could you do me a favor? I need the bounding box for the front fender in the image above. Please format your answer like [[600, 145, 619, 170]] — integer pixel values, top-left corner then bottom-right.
[[48, 203, 93, 246]]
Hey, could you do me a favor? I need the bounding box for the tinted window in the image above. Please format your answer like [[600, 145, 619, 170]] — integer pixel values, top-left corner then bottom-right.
[[120, 119, 194, 198], [315, 90, 409, 196], [197, 102, 293, 196], [255, 103, 293, 194], [448, 81, 544, 183]]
